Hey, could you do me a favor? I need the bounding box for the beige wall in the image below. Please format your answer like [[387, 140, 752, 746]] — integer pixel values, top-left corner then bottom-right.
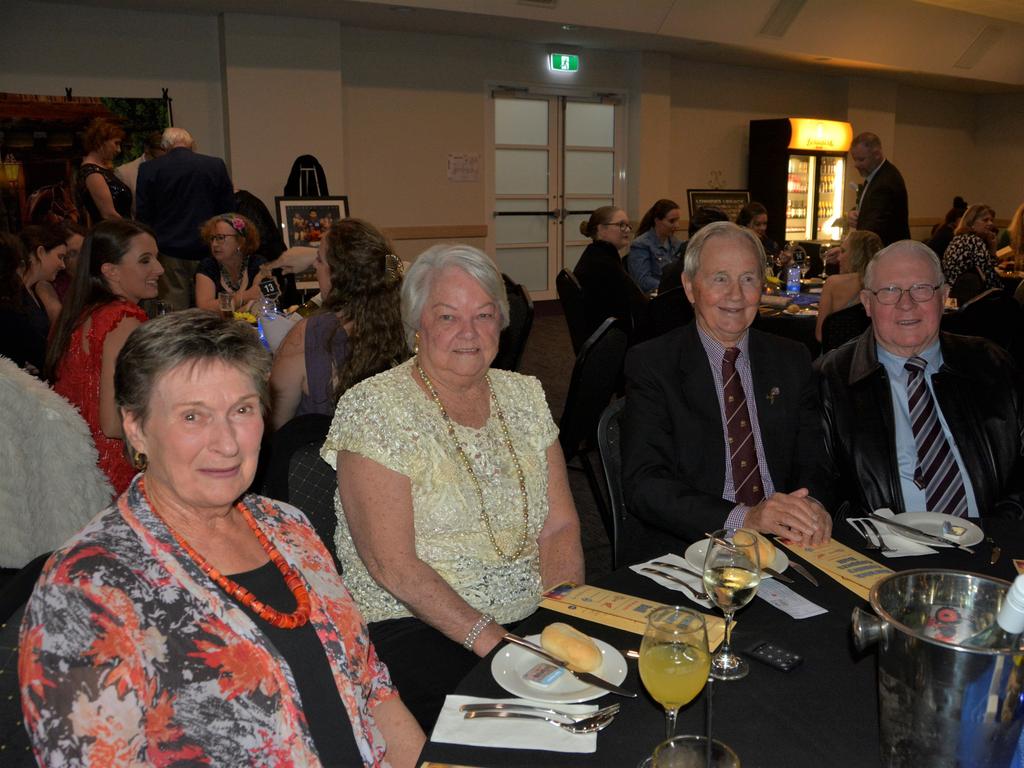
[[4, 0, 1022, 243], [669, 59, 845, 206], [337, 26, 634, 235], [220, 14, 345, 215], [3, 1, 225, 159]]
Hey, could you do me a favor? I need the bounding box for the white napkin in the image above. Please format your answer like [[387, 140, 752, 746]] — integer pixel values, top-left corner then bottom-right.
[[431, 695, 599, 753], [848, 510, 936, 557], [630, 553, 713, 608]]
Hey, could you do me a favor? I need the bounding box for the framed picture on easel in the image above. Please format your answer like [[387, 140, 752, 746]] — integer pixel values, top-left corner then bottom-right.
[[275, 195, 350, 248]]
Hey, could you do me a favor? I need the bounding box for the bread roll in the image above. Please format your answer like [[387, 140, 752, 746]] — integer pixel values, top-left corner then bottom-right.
[[540, 622, 603, 672], [739, 528, 776, 569]]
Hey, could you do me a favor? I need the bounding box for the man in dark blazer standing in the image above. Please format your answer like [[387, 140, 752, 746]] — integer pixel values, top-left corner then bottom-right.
[[136, 127, 235, 309], [847, 132, 910, 246], [621, 222, 832, 561]]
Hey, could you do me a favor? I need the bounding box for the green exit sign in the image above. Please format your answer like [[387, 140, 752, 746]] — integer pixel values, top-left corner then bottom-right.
[[548, 53, 580, 72]]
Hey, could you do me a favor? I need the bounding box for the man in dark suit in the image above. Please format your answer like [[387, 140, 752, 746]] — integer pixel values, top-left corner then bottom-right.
[[622, 222, 832, 560], [136, 127, 235, 309], [819, 240, 1024, 521], [847, 132, 910, 246]]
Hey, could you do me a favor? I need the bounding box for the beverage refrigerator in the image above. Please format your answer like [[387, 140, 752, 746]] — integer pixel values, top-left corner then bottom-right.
[[747, 118, 853, 249]]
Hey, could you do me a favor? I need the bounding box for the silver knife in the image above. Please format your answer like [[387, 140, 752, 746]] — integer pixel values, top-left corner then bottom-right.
[[787, 561, 819, 587], [502, 633, 637, 698], [867, 512, 975, 554]]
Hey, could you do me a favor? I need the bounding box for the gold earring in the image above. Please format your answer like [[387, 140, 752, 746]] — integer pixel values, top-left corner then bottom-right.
[[130, 448, 148, 471], [414, 331, 421, 355]]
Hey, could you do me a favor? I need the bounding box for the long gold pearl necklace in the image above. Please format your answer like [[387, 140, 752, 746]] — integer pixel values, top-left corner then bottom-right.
[[415, 360, 530, 562]]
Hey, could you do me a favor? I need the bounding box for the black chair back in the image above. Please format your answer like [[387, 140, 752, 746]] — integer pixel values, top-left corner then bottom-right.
[[0, 552, 50, 765], [596, 398, 626, 569], [820, 303, 871, 354], [262, 414, 341, 571], [633, 287, 694, 344], [556, 268, 590, 355], [559, 318, 629, 464], [942, 288, 1024, 367], [0, 603, 34, 765], [949, 271, 984, 305], [493, 274, 534, 371]]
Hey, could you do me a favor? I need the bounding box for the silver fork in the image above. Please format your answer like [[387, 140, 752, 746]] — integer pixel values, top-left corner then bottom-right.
[[862, 519, 895, 553], [640, 566, 709, 601], [460, 702, 621, 723], [463, 709, 616, 733], [850, 519, 880, 550]]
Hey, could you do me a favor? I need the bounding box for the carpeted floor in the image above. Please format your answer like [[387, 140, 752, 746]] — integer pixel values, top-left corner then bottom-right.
[[518, 303, 614, 581]]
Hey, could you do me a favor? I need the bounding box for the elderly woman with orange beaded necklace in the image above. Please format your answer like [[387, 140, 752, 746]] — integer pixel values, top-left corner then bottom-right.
[[322, 244, 585, 730], [21, 310, 424, 767]]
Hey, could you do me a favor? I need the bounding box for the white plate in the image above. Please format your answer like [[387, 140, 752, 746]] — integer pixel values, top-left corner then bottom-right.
[[684, 538, 790, 575], [490, 634, 627, 704], [886, 512, 983, 547]]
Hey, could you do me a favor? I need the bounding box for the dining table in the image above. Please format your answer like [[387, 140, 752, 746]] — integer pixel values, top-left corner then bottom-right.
[[417, 518, 1021, 768]]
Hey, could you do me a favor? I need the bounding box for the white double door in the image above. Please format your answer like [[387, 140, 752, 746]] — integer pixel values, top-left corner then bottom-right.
[[491, 91, 625, 300]]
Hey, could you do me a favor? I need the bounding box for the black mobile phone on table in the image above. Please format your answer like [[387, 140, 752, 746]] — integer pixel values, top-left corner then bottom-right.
[[745, 641, 802, 671]]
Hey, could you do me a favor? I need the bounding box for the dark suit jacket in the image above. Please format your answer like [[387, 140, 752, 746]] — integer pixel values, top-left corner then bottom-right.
[[818, 329, 1024, 520], [136, 147, 235, 260], [621, 322, 830, 560], [856, 159, 910, 246]]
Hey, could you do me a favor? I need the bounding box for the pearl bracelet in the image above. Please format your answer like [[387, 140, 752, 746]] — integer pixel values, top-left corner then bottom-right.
[[463, 613, 495, 650]]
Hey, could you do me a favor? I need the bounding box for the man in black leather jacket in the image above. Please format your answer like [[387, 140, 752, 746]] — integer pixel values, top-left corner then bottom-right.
[[818, 240, 1024, 520]]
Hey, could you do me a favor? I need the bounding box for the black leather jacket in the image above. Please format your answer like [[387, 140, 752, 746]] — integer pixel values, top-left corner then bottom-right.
[[817, 329, 1024, 520]]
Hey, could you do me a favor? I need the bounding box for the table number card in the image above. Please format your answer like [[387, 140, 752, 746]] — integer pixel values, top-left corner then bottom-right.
[[778, 540, 892, 600], [539, 582, 726, 648]]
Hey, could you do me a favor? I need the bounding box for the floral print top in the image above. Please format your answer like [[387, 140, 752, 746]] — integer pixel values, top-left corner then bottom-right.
[[942, 232, 1002, 291], [19, 477, 396, 767]]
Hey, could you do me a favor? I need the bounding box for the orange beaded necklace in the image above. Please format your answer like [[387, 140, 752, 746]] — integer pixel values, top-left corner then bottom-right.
[[142, 480, 311, 629]]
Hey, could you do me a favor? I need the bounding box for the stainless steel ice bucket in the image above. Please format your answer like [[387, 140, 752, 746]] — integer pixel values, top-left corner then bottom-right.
[[851, 569, 1024, 768]]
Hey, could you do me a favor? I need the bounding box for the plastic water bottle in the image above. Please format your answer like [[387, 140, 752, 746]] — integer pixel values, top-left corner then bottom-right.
[[255, 278, 290, 352], [785, 263, 801, 295], [963, 574, 1024, 650]]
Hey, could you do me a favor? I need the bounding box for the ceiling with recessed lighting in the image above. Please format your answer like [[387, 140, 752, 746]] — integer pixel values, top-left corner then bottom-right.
[[42, 0, 1024, 92]]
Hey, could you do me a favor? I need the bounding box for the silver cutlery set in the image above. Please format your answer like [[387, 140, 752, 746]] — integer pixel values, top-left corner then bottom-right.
[[851, 514, 976, 554], [460, 701, 621, 733]]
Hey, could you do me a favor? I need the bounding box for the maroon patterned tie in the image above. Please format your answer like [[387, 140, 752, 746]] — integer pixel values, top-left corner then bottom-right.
[[905, 356, 968, 517], [723, 347, 764, 507]]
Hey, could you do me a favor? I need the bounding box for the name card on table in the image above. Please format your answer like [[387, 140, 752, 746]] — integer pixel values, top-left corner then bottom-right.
[[540, 582, 726, 648], [778, 540, 892, 600]]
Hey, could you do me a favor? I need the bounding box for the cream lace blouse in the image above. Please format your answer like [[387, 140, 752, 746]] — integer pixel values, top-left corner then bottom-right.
[[321, 359, 559, 625]]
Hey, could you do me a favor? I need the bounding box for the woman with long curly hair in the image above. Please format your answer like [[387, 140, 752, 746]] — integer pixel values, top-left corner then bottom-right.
[[270, 218, 407, 429]]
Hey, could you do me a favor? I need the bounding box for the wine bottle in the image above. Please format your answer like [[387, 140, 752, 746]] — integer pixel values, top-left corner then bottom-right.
[[963, 574, 1024, 650], [293, 292, 323, 317]]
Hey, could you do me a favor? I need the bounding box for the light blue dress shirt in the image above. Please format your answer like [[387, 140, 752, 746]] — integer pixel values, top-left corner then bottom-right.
[[876, 341, 979, 518]]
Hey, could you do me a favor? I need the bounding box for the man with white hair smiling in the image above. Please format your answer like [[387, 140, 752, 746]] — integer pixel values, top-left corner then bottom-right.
[[818, 239, 1024, 520], [621, 222, 833, 560], [136, 126, 235, 310]]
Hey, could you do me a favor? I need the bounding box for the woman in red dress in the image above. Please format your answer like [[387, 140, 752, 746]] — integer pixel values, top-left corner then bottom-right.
[[46, 220, 164, 494]]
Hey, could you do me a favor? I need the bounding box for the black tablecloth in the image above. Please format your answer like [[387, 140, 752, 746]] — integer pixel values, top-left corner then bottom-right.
[[418, 521, 1017, 768]]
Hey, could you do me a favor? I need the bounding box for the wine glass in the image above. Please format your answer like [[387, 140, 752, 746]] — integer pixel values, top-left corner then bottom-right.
[[702, 529, 761, 681], [639, 606, 711, 740], [653, 735, 741, 768]]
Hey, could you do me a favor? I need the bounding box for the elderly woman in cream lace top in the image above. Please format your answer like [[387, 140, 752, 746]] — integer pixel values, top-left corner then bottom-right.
[[321, 244, 584, 729]]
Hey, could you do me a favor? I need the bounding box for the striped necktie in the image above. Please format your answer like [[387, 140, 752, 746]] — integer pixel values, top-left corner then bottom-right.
[[723, 347, 764, 507], [904, 356, 967, 517]]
